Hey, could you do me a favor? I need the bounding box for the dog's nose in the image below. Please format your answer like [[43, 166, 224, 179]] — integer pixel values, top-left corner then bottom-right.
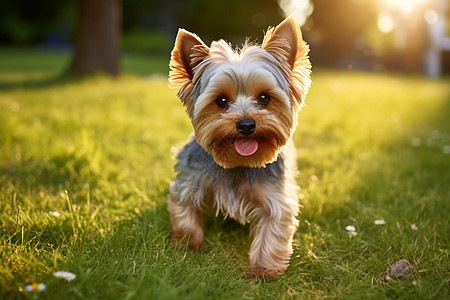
[[237, 120, 256, 135]]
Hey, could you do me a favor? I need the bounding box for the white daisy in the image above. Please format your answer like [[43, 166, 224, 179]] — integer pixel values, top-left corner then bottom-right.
[[49, 211, 61, 217], [25, 283, 46, 292], [345, 225, 356, 232], [345, 225, 357, 237], [54, 271, 76, 282], [374, 219, 386, 225]]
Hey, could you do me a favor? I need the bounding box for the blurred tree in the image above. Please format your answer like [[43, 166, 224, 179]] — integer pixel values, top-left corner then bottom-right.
[[309, 0, 377, 60], [0, 0, 72, 45], [178, 0, 284, 44], [121, 0, 175, 54], [122, 0, 165, 32], [68, 0, 121, 75]]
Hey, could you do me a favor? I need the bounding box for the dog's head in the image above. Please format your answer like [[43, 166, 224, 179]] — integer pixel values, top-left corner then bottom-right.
[[169, 17, 311, 168]]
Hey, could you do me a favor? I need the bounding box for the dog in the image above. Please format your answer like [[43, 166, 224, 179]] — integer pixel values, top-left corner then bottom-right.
[[167, 17, 311, 278]]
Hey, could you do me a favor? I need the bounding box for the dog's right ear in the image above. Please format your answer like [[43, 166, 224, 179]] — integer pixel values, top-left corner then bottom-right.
[[262, 17, 311, 111], [169, 29, 209, 100]]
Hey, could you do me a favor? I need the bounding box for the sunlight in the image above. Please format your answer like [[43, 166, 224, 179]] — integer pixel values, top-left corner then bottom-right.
[[379, 0, 429, 15], [278, 0, 313, 26], [377, 0, 432, 33], [424, 9, 438, 24], [378, 13, 395, 33]]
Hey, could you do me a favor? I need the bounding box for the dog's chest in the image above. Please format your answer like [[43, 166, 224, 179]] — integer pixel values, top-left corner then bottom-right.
[[209, 168, 259, 223], [205, 163, 285, 224], [176, 139, 285, 223]]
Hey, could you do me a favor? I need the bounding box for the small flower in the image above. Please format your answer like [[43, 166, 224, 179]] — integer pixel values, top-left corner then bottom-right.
[[54, 271, 76, 282], [345, 225, 356, 232], [374, 219, 386, 225], [410, 224, 419, 231], [345, 225, 357, 237], [25, 283, 46, 292], [49, 211, 61, 217]]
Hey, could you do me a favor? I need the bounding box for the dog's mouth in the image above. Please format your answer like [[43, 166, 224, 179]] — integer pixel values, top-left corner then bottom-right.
[[233, 138, 259, 156], [209, 135, 278, 159], [206, 135, 281, 168]]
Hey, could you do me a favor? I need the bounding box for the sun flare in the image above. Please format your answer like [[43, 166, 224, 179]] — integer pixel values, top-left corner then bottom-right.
[[379, 0, 429, 14], [377, 0, 433, 33]]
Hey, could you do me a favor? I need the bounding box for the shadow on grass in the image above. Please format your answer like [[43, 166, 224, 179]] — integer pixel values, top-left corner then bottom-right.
[[292, 88, 450, 297], [0, 72, 116, 91], [350, 89, 450, 219], [0, 47, 170, 91], [62, 205, 254, 299]]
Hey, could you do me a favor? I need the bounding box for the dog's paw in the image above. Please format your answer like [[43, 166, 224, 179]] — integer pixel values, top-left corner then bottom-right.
[[245, 266, 284, 279], [169, 231, 203, 251]]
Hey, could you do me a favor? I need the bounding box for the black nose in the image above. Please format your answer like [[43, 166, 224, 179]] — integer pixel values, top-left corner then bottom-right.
[[237, 120, 256, 135]]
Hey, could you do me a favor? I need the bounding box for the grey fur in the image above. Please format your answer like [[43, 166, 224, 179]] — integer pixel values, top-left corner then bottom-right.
[[170, 137, 298, 223], [168, 17, 311, 277]]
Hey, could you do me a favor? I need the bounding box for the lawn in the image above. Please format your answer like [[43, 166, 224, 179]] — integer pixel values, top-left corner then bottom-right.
[[0, 49, 449, 299]]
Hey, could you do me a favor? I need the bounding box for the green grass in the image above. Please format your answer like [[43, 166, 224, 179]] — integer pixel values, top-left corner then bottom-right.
[[0, 49, 449, 299]]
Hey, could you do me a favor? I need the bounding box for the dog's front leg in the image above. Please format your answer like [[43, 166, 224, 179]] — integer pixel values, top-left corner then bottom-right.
[[247, 195, 299, 278], [168, 187, 204, 251]]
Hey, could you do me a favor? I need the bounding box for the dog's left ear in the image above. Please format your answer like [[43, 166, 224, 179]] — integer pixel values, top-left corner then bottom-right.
[[262, 17, 311, 109], [169, 29, 210, 109]]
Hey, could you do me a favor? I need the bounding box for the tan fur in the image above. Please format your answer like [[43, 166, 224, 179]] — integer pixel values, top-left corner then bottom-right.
[[247, 181, 299, 278], [262, 17, 312, 112], [169, 29, 210, 113], [167, 17, 311, 278], [168, 193, 204, 251]]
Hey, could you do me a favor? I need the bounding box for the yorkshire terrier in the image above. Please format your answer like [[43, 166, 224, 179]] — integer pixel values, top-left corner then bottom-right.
[[168, 17, 311, 278]]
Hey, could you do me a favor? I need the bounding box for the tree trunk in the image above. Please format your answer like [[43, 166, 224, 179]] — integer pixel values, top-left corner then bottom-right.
[[69, 0, 121, 76]]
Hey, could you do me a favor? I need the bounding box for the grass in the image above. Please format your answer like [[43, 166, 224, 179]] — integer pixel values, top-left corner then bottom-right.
[[0, 49, 449, 299]]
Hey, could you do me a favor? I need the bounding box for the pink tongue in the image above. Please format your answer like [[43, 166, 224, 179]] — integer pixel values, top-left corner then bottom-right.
[[234, 139, 258, 156]]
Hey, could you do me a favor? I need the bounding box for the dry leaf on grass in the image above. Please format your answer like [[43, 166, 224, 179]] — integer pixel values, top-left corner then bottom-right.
[[382, 259, 412, 282]]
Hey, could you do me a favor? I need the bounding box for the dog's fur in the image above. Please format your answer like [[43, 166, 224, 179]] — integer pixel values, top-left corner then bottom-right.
[[168, 17, 311, 278]]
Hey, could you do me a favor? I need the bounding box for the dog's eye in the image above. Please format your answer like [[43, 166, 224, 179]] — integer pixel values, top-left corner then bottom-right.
[[258, 93, 271, 105], [215, 96, 228, 108]]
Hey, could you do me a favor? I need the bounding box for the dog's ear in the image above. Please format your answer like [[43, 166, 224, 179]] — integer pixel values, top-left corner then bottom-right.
[[169, 29, 209, 106], [262, 17, 311, 109]]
